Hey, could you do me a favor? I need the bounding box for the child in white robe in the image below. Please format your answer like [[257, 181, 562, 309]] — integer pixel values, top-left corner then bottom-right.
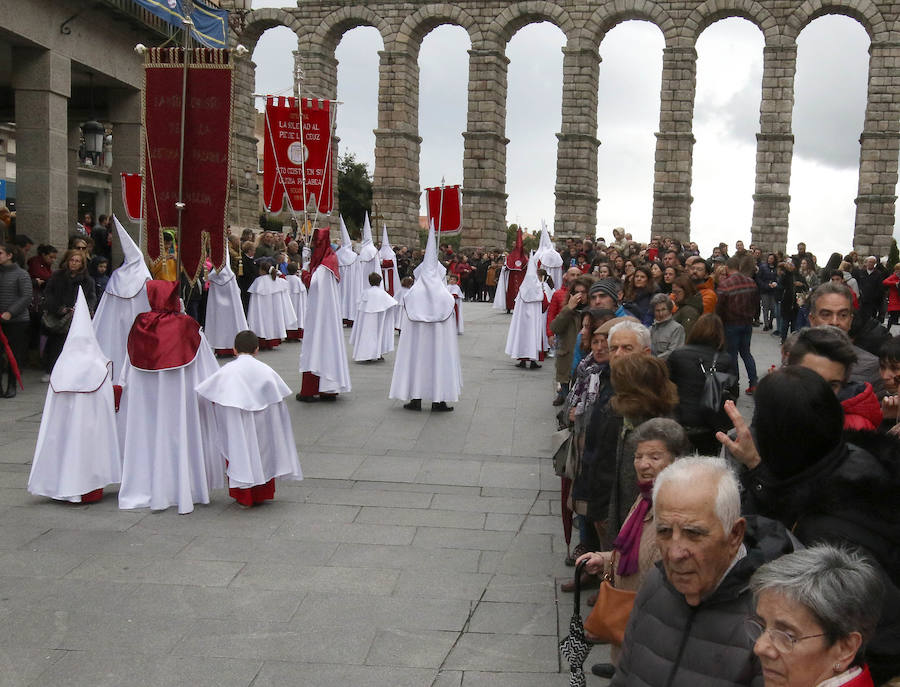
[[349, 272, 398, 362], [196, 330, 303, 507], [446, 274, 464, 334], [285, 262, 307, 341], [247, 261, 293, 350], [394, 276, 412, 332], [28, 287, 121, 503]]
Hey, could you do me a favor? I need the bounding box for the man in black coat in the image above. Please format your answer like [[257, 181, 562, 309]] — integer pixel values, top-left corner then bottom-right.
[[855, 255, 886, 323]]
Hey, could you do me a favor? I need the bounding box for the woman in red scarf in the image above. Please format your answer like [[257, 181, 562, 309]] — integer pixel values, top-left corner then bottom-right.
[[576, 417, 690, 679]]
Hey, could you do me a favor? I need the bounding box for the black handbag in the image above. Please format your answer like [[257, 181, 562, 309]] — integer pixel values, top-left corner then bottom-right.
[[699, 352, 738, 423]]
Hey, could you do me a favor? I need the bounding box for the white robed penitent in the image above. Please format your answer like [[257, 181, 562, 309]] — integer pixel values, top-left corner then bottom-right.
[[357, 213, 380, 285], [390, 223, 462, 403], [534, 220, 563, 290], [117, 281, 222, 514], [247, 274, 293, 341], [92, 215, 151, 379], [446, 282, 464, 334], [349, 284, 398, 361], [300, 233, 352, 394], [205, 258, 249, 350], [286, 273, 307, 331], [379, 224, 400, 296], [196, 354, 303, 490], [28, 287, 121, 502], [505, 251, 548, 361], [337, 216, 362, 322]]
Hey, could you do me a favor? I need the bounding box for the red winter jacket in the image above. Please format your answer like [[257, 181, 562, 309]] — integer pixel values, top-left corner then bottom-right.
[[841, 382, 883, 431], [546, 286, 569, 338], [882, 272, 900, 312]]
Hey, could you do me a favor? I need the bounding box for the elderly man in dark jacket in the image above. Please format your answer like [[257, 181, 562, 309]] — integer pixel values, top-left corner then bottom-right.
[[612, 457, 794, 687]]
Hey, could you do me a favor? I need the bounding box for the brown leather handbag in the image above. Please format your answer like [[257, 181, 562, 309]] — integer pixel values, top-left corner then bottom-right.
[[583, 575, 636, 645]]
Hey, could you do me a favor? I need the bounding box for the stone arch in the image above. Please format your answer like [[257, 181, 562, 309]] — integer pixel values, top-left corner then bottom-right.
[[311, 6, 393, 54], [490, 1, 576, 45], [395, 5, 481, 57], [234, 8, 303, 53], [682, 0, 779, 45], [785, 0, 887, 41], [587, 2, 677, 47]]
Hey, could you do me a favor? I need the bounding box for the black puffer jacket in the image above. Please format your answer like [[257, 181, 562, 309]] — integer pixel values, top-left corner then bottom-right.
[[666, 344, 734, 430], [44, 268, 96, 315], [612, 516, 795, 687], [740, 431, 900, 684]]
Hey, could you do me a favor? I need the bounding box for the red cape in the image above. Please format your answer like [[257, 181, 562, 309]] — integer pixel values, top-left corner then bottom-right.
[[310, 227, 340, 281], [127, 280, 202, 370]]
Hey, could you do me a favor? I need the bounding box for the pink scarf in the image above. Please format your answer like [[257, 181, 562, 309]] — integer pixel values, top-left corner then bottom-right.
[[613, 481, 654, 577]]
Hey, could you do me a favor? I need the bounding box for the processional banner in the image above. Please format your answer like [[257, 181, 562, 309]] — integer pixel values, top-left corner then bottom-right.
[[425, 185, 462, 235], [142, 47, 232, 282], [263, 97, 334, 215], [120, 173, 143, 222]]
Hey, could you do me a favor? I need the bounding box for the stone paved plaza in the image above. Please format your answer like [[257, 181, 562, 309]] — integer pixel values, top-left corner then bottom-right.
[[0, 303, 780, 686]]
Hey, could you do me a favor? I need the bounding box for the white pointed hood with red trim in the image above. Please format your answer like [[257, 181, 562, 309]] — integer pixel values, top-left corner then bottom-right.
[[105, 215, 151, 298], [406, 222, 454, 323], [50, 287, 112, 392]]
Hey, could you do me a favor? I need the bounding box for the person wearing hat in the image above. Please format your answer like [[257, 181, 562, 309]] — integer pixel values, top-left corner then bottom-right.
[[589, 278, 630, 318]]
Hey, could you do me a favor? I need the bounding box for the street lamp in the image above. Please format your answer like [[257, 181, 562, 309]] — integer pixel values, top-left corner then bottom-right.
[[82, 120, 105, 165], [228, 0, 252, 34]]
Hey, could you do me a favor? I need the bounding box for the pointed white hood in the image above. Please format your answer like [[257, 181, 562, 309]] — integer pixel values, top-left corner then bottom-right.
[[105, 215, 151, 298], [379, 224, 395, 263], [208, 255, 236, 285], [517, 251, 544, 302], [406, 222, 454, 322], [535, 220, 563, 268], [50, 287, 112, 392], [358, 212, 378, 262], [337, 216, 358, 267]]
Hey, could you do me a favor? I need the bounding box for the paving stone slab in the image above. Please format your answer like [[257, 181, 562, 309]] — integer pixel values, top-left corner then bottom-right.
[[305, 486, 433, 509], [468, 601, 558, 636], [356, 505, 485, 530], [0, 647, 65, 686], [365, 629, 460, 668], [64, 554, 244, 587], [251, 662, 436, 687], [391, 569, 493, 601], [430, 493, 534, 514], [328, 542, 482, 572], [230, 562, 399, 596], [274, 520, 416, 546], [294, 593, 471, 633], [411, 527, 515, 551], [443, 633, 560, 672]]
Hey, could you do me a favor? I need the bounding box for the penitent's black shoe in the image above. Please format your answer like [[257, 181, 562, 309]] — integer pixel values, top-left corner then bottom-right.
[[591, 663, 616, 679], [431, 402, 454, 412], [403, 399, 422, 411]]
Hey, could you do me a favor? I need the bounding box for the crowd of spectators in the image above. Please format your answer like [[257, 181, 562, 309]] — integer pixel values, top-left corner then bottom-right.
[[547, 231, 900, 686]]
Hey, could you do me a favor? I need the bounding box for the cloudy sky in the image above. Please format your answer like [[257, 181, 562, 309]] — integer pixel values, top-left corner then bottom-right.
[[250, 0, 887, 259]]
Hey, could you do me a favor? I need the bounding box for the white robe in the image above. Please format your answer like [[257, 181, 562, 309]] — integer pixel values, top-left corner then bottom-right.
[[394, 285, 410, 331], [338, 258, 362, 322], [300, 265, 351, 393], [492, 267, 510, 311], [247, 275, 293, 340], [446, 284, 464, 334], [389, 313, 462, 403], [196, 355, 303, 489], [349, 285, 398, 361], [286, 274, 307, 330], [92, 286, 151, 381], [205, 266, 249, 349], [504, 294, 547, 360], [117, 337, 222, 514]]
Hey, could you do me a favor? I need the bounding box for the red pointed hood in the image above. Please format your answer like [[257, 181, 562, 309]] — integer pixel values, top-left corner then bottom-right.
[[127, 280, 202, 370], [310, 227, 340, 281], [506, 228, 527, 271]]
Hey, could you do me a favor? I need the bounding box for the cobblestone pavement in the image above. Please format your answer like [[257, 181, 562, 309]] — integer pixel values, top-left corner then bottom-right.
[[0, 303, 780, 686]]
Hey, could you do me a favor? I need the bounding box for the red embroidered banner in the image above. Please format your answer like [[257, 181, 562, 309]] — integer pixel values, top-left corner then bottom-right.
[[120, 173, 143, 221], [263, 97, 334, 214], [426, 185, 462, 234], [142, 47, 232, 283]]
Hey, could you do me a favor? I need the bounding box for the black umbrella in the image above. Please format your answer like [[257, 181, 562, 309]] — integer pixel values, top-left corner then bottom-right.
[[559, 560, 593, 686]]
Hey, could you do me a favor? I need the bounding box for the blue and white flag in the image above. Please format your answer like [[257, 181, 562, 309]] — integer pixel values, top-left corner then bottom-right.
[[132, 0, 229, 48]]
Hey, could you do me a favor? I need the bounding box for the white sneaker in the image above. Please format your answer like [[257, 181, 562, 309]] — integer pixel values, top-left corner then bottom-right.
[[41, 374, 50, 383]]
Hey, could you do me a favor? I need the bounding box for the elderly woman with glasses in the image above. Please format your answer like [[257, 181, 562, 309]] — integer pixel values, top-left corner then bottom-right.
[[748, 545, 884, 687]]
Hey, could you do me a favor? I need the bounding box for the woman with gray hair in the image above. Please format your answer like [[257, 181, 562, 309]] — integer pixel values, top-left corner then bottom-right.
[[577, 417, 690, 679], [748, 545, 884, 687]]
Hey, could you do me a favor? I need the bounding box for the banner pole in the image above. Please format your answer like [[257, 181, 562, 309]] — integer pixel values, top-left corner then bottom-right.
[[437, 177, 445, 254], [174, 17, 193, 280]]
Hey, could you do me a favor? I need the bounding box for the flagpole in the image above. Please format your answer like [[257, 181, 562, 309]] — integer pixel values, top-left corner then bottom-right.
[[437, 176, 445, 253], [174, 15, 193, 281]]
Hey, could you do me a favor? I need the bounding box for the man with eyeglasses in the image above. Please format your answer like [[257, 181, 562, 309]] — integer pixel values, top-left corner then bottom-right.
[[808, 282, 881, 391], [611, 458, 795, 687]]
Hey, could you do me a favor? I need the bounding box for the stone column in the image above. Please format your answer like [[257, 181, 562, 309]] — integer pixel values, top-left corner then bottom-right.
[[67, 121, 81, 230], [296, 45, 338, 236], [651, 46, 696, 243], [751, 43, 796, 254], [463, 47, 509, 250], [373, 48, 421, 247], [230, 57, 258, 231], [555, 39, 600, 240], [12, 47, 71, 247], [108, 87, 142, 259], [853, 40, 900, 257]]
